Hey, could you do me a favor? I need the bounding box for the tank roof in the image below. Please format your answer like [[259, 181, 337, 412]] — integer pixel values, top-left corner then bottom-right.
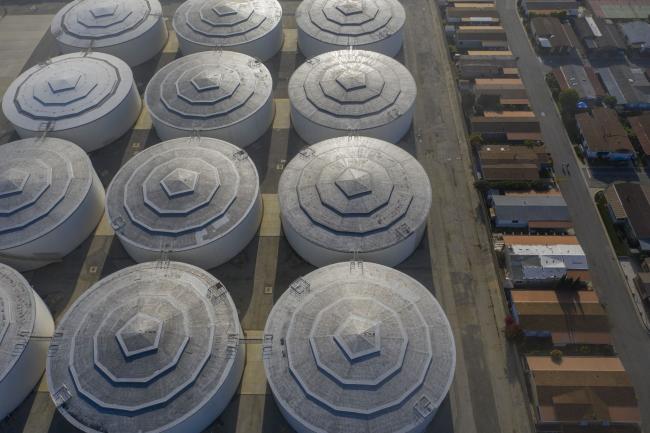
[[296, 0, 405, 47], [264, 262, 456, 433], [145, 51, 273, 133], [47, 261, 242, 433], [2, 52, 134, 133], [0, 138, 94, 251], [173, 0, 282, 49], [289, 50, 416, 132], [279, 136, 431, 254], [106, 137, 259, 253], [0, 263, 36, 383], [51, 0, 164, 49]]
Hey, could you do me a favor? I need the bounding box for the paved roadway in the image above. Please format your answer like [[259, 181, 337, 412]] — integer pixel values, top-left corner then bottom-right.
[[494, 0, 650, 430], [402, 1, 535, 432]]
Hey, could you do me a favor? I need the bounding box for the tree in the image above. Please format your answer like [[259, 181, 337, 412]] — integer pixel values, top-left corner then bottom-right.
[[603, 95, 617, 108], [558, 89, 580, 115], [469, 133, 484, 147], [546, 72, 561, 100]]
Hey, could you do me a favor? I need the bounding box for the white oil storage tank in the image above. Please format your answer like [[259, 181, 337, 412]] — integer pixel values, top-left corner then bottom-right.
[[145, 51, 274, 147], [0, 263, 55, 420], [106, 137, 262, 270], [278, 136, 431, 267], [288, 49, 416, 144], [173, 0, 283, 60], [0, 138, 105, 272], [1, 52, 141, 152], [296, 0, 405, 58], [46, 261, 245, 433], [263, 261, 456, 433], [51, 0, 168, 66]]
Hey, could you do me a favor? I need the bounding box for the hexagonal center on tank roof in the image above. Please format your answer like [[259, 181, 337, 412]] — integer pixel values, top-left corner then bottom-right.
[[0, 168, 29, 197], [90, 3, 118, 18], [335, 168, 372, 197], [161, 168, 199, 198], [191, 71, 223, 92], [47, 73, 82, 93], [213, 3, 238, 16], [336, 70, 367, 91], [116, 313, 163, 358], [333, 315, 381, 361], [336, 0, 364, 15]]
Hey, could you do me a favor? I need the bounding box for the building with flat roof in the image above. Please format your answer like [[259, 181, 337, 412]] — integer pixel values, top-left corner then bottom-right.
[[576, 107, 635, 160], [479, 144, 552, 183], [471, 113, 542, 141], [525, 356, 640, 428], [520, 0, 578, 16], [629, 113, 650, 158], [553, 64, 605, 103], [511, 290, 611, 346], [474, 78, 528, 99], [604, 182, 650, 251], [491, 194, 571, 230], [597, 65, 650, 110], [619, 21, 650, 54], [530, 16, 576, 54], [504, 236, 588, 286], [585, 0, 650, 19], [455, 25, 508, 49], [573, 16, 625, 56], [457, 53, 518, 78], [446, 4, 499, 22]]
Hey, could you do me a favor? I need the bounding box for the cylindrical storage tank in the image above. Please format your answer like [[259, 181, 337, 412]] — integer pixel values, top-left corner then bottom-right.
[[0, 263, 55, 420], [173, 0, 283, 60], [106, 137, 262, 269], [0, 138, 105, 271], [296, 0, 405, 58], [289, 50, 416, 144], [50, 0, 168, 67], [46, 261, 245, 433], [264, 262, 456, 433], [1, 52, 141, 152], [145, 51, 274, 147], [278, 136, 431, 267]]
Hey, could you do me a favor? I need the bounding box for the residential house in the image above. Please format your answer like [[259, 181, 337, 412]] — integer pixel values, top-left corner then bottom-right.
[[471, 111, 542, 141], [511, 290, 612, 345], [629, 113, 650, 159], [552, 64, 606, 104], [455, 25, 509, 50], [503, 235, 589, 286], [619, 21, 650, 55], [490, 193, 572, 231], [604, 182, 650, 251], [597, 64, 650, 110], [446, 3, 500, 22], [573, 16, 626, 57], [520, 0, 578, 16], [530, 16, 576, 54], [525, 356, 641, 429], [575, 107, 635, 160]]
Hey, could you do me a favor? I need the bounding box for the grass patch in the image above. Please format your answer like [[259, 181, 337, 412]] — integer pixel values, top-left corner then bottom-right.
[[595, 191, 631, 256]]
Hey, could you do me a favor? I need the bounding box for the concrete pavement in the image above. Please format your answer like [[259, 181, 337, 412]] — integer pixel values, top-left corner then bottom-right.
[[494, 0, 650, 430]]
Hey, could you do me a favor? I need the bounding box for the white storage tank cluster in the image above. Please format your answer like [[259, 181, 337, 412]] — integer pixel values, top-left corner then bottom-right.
[[145, 51, 274, 147], [296, 0, 406, 58], [106, 137, 262, 269], [1, 52, 141, 152], [0, 263, 55, 420], [278, 136, 431, 267], [46, 261, 245, 433], [173, 0, 283, 60], [0, 138, 105, 271], [50, 0, 168, 67], [263, 262, 456, 433], [288, 49, 416, 144]]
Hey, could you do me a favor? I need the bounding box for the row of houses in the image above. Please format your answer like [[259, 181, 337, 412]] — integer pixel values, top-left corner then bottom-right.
[[442, 1, 642, 430]]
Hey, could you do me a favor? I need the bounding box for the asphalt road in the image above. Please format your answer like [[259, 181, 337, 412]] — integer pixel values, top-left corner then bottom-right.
[[402, 1, 535, 432], [494, 0, 650, 430]]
